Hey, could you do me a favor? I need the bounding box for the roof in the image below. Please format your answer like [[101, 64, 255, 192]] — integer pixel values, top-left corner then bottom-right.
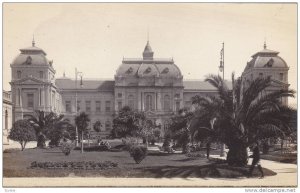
[[55, 78, 115, 91], [183, 80, 232, 91], [244, 47, 288, 72]]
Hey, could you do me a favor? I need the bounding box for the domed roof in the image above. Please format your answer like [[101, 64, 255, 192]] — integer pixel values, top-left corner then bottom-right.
[[244, 43, 288, 71], [11, 40, 52, 67], [115, 41, 182, 79]]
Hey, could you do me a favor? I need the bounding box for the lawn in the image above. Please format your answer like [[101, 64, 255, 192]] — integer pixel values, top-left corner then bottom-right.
[[3, 147, 276, 178]]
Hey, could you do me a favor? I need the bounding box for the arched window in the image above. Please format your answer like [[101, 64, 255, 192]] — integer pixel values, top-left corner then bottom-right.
[[145, 95, 153, 111], [128, 95, 134, 110], [164, 95, 171, 111]]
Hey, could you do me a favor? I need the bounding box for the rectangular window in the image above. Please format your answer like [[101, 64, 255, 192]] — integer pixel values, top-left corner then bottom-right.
[[279, 73, 284, 81], [175, 101, 180, 112], [65, 101, 71, 113], [86, 101, 91, 112], [105, 121, 111, 131], [118, 101, 122, 111], [96, 101, 101, 112], [27, 93, 34, 108], [17, 71, 21, 79], [118, 93, 122, 98], [77, 100, 81, 112], [259, 73, 263, 78], [105, 101, 111, 112], [184, 101, 191, 108], [39, 71, 44, 79]]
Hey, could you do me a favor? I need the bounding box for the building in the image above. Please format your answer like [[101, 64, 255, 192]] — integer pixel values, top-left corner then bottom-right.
[[9, 40, 289, 138], [241, 42, 290, 105], [3, 90, 13, 144]]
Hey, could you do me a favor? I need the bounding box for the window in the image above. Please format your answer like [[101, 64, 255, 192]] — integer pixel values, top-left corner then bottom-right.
[[175, 101, 180, 112], [118, 93, 122, 98], [86, 101, 91, 112], [65, 101, 71, 113], [164, 95, 171, 111], [39, 71, 44, 79], [77, 101, 81, 112], [17, 71, 21, 79], [118, 101, 122, 111], [128, 95, 134, 109], [174, 94, 180, 99], [105, 101, 111, 112], [184, 101, 192, 107], [279, 73, 284, 81], [145, 95, 153, 111], [105, 120, 111, 131], [250, 74, 253, 81], [27, 93, 34, 108], [96, 101, 101, 112], [259, 73, 263, 78]]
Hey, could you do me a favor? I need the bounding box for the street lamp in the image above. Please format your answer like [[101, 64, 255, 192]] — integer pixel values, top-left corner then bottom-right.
[[219, 42, 226, 157], [75, 68, 83, 147]]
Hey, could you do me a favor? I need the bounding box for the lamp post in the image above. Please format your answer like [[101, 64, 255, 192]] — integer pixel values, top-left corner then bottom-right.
[[218, 42, 226, 157], [75, 68, 83, 147]]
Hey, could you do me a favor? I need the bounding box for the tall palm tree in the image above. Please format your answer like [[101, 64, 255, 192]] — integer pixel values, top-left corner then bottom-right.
[[75, 112, 90, 153], [190, 74, 295, 166], [26, 110, 66, 148]]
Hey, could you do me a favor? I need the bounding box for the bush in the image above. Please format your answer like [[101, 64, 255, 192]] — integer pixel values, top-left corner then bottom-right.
[[129, 145, 147, 164], [8, 120, 36, 151], [60, 140, 74, 156]]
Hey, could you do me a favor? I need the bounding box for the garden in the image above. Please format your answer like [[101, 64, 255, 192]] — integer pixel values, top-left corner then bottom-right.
[[4, 75, 297, 179]]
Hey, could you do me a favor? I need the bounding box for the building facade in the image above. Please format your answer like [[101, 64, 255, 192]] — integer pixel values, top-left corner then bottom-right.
[[9, 40, 289, 138], [3, 90, 13, 144]]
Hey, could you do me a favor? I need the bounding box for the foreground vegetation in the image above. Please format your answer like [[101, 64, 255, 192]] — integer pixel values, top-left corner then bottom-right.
[[4, 146, 277, 178]]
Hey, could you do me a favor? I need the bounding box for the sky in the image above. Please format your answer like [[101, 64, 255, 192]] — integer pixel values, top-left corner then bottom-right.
[[3, 3, 297, 105]]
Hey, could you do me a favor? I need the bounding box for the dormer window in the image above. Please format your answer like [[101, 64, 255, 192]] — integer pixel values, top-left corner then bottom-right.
[[144, 67, 152, 74], [126, 67, 133, 74], [264, 58, 274, 67], [162, 68, 169, 74], [39, 71, 44, 79], [23, 56, 32, 65]]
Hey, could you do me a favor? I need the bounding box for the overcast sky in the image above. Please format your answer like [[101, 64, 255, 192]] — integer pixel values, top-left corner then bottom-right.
[[3, 3, 297, 105]]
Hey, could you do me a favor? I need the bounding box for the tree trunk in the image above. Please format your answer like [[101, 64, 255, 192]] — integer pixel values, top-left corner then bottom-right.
[[81, 132, 84, 153], [37, 134, 46, 148], [226, 145, 248, 166]]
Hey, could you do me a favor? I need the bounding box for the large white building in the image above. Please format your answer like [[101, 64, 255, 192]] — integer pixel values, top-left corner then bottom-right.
[[8, 40, 289, 138]]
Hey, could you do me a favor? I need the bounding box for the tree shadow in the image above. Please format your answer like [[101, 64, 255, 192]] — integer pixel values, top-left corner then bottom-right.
[[141, 163, 277, 178]]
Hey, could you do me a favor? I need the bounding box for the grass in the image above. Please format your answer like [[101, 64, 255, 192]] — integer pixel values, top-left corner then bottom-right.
[[3, 147, 277, 178]]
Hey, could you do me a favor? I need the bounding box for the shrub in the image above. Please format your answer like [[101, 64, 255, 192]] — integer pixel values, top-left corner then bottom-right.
[[30, 161, 118, 170], [8, 119, 36, 151], [129, 145, 147, 164], [60, 140, 74, 156]]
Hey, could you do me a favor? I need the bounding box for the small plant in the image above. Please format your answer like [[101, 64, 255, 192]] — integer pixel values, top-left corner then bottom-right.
[[129, 145, 147, 164], [60, 140, 74, 156]]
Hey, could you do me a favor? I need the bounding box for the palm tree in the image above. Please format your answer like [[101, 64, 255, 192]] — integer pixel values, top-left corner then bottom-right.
[[75, 112, 90, 153], [190, 74, 295, 166], [26, 110, 66, 148]]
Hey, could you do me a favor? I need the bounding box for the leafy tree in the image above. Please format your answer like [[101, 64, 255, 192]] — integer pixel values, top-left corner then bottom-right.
[[190, 74, 295, 166], [26, 110, 67, 148], [47, 121, 75, 147], [75, 112, 90, 153], [8, 120, 36, 151], [93, 121, 102, 132], [112, 106, 146, 138], [167, 108, 194, 153]]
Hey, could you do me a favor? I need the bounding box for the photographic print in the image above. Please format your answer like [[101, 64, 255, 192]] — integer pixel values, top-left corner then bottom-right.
[[2, 2, 297, 188]]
